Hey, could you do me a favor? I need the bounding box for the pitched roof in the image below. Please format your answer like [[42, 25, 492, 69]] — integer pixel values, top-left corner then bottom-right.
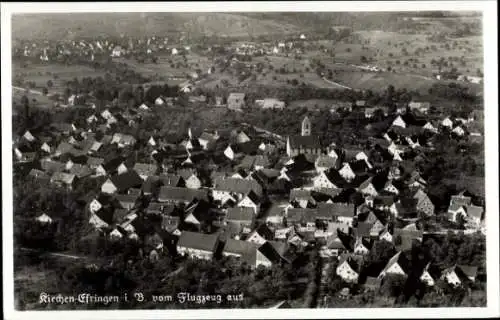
[[315, 155, 339, 169], [177, 231, 219, 252], [214, 177, 263, 197], [87, 156, 105, 167], [68, 164, 92, 178], [457, 265, 478, 279], [380, 251, 411, 276], [133, 163, 157, 176], [158, 186, 208, 203], [109, 171, 143, 192], [226, 207, 254, 222], [159, 174, 182, 187], [50, 172, 76, 185], [223, 239, 258, 259], [318, 202, 355, 217], [287, 208, 318, 223], [466, 205, 484, 219], [288, 135, 321, 149]]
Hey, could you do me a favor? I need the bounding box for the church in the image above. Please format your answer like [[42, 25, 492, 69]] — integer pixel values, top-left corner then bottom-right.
[[286, 116, 324, 157]]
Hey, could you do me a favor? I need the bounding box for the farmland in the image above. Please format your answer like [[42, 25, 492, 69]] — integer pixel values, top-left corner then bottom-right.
[[13, 62, 107, 94]]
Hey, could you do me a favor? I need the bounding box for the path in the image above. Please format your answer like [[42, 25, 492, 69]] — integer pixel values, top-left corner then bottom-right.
[[20, 247, 88, 260], [13, 86, 43, 95], [321, 77, 352, 90]]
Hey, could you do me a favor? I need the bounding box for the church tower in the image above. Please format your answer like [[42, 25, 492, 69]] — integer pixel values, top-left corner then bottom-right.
[[301, 116, 311, 136]]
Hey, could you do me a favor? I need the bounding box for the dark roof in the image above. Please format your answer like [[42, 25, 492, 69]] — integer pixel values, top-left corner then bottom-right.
[[158, 186, 208, 203], [258, 241, 290, 264], [288, 135, 321, 149], [109, 171, 143, 192], [380, 251, 411, 276], [159, 174, 182, 187], [355, 222, 373, 238], [102, 157, 126, 172], [457, 265, 478, 279], [177, 231, 219, 252], [323, 169, 348, 188], [214, 177, 263, 197], [254, 223, 274, 240]]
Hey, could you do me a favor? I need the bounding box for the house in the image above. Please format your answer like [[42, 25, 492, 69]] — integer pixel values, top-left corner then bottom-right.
[[101, 171, 143, 194], [336, 255, 360, 283], [363, 276, 382, 292], [212, 177, 263, 202], [246, 224, 274, 246], [265, 203, 289, 226], [393, 228, 423, 252], [338, 163, 357, 182], [178, 169, 202, 189], [115, 194, 138, 210], [198, 131, 219, 150], [157, 186, 208, 204], [324, 231, 350, 256], [392, 115, 407, 128], [379, 228, 393, 243], [441, 117, 453, 129], [162, 215, 181, 235], [133, 163, 158, 180], [222, 239, 260, 263], [313, 169, 345, 190], [408, 101, 430, 114], [28, 168, 50, 182], [257, 241, 292, 267], [441, 265, 478, 287], [94, 157, 125, 176], [423, 121, 439, 133], [237, 191, 261, 214], [227, 93, 246, 111], [353, 237, 372, 255], [238, 155, 270, 171], [50, 172, 76, 190], [68, 164, 93, 179], [413, 189, 435, 216], [22, 130, 36, 142], [318, 202, 355, 226], [286, 208, 318, 230], [226, 207, 254, 230], [256, 98, 286, 110], [111, 133, 137, 148], [176, 231, 220, 260], [290, 189, 316, 208], [36, 213, 53, 224], [378, 251, 410, 279], [183, 199, 213, 228], [315, 155, 339, 173], [452, 126, 465, 136], [419, 262, 441, 287], [357, 177, 379, 197]]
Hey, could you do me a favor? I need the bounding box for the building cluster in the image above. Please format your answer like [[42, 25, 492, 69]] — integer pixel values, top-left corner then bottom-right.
[[14, 91, 485, 292]]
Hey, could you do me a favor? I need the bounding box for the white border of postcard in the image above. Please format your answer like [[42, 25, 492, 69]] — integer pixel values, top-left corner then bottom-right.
[[2, 1, 499, 319]]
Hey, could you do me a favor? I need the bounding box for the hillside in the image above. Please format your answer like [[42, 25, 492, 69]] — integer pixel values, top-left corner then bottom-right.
[[11, 12, 302, 40]]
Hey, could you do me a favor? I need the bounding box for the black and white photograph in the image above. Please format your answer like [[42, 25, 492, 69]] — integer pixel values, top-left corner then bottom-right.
[[2, 1, 499, 319]]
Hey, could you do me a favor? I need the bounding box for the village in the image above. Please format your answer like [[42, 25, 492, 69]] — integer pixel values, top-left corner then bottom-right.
[[11, 12, 487, 309]]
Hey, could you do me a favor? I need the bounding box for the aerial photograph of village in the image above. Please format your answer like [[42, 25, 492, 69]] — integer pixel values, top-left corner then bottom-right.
[[10, 10, 487, 310]]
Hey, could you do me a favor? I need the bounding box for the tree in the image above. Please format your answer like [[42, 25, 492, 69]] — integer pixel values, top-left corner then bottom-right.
[[42, 87, 48, 95], [361, 56, 368, 63]]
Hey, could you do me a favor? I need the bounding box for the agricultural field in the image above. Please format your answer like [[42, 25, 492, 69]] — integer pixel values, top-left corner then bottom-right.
[[13, 62, 107, 94], [113, 52, 214, 79]]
